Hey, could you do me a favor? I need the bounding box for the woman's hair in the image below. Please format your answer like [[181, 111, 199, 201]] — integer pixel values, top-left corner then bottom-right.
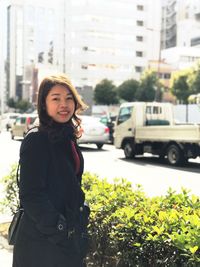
[[37, 73, 88, 138]]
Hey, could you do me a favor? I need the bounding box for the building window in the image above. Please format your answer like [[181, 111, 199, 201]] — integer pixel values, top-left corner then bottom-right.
[[136, 36, 143, 42], [137, 5, 144, 11], [135, 66, 143, 73], [81, 64, 88, 69], [164, 73, 171, 79], [136, 20, 144, 26], [136, 51, 143, 57]]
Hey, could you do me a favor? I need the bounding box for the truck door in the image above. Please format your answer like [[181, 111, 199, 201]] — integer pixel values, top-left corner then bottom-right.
[[114, 106, 133, 148]]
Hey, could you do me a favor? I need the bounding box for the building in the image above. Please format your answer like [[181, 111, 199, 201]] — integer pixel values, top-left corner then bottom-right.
[[6, 0, 162, 103], [161, 46, 200, 69], [161, 0, 200, 49], [61, 0, 161, 87], [7, 0, 63, 105], [161, 0, 177, 49], [0, 0, 8, 114]]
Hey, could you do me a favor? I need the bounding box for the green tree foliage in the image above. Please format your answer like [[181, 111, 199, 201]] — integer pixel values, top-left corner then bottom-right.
[[7, 98, 32, 112], [7, 98, 16, 109], [188, 63, 200, 94], [136, 71, 161, 101], [94, 79, 119, 105], [117, 79, 139, 102], [16, 100, 32, 112], [171, 74, 190, 103]]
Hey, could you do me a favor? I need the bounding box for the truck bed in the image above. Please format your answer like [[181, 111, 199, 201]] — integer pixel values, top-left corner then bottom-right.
[[135, 124, 200, 143]]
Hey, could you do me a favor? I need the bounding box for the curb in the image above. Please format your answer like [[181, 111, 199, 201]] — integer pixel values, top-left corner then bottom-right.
[[0, 234, 13, 251]]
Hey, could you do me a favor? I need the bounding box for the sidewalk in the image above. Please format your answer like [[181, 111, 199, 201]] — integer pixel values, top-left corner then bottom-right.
[[0, 235, 13, 267], [0, 214, 13, 266]]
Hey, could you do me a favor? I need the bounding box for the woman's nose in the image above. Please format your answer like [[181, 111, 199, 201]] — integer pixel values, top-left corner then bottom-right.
[[60, 98, 67, 106]]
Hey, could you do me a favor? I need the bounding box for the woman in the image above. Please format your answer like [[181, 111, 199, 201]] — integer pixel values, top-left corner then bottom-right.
[[13, 74, 90, 267]]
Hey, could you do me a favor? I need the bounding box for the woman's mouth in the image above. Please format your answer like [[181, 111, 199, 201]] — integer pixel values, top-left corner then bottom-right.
[[58, 111, 69, 115]]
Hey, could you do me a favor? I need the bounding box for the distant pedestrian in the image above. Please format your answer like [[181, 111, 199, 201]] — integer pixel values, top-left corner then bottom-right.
[[12, 74, 90, 267]]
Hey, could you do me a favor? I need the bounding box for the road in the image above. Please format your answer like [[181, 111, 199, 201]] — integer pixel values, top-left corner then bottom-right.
[[80, 144, 200, 197], [0, 131, 200, 199]]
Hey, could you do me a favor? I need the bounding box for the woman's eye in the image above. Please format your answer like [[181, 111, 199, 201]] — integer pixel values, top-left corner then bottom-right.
[[52, 97, 59, 101], [66, 96, 73, 100]]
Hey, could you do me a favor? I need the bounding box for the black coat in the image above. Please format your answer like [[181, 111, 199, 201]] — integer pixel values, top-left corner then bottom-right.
[[12, 130, 87, 267]]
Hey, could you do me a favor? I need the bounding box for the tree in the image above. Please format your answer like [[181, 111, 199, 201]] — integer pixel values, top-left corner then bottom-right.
[[170, 69, 192, 103], [16, 100, 32, 112], [7, 98, 16, 109], [136, 71, 160, 101], [117, 79, 139, 102], [94, 79, 119, 105], [188, 63, 200, 95]]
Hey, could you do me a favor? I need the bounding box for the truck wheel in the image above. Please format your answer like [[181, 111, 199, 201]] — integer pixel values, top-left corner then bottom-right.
[[124, 141, 135, 159], [166, 144, 184, 166]]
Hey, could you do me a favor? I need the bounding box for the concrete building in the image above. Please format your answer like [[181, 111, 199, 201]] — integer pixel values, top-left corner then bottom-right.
[[161, 46, 200, 70], [161, 0, 200, 49], [0, 0, 8, 114], [7, 0, 62, 104], [161, 0, 177, 49], [159, 0, 200, 100], [60, 0, 161, 87], [6, 0, 162, 103]]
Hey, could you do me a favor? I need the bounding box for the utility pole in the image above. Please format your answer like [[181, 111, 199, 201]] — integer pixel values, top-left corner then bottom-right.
[[146, 26, 162, 102]]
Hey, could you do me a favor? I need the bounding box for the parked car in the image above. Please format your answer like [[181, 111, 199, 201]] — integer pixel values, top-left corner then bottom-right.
[[10, 114, 38, 139], [99, 115, 117, 144], [31, 115, 109, 149], [78, 115, 109, 149], [0, 112, 20, 131]]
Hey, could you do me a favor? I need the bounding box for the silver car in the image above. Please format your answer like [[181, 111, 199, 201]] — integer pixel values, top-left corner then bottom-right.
[[78, 115, 109, 149]]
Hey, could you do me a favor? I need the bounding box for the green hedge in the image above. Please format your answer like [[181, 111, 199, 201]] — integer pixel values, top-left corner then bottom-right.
[[1, 166, 200, 266], [83, 173, 200, 267]]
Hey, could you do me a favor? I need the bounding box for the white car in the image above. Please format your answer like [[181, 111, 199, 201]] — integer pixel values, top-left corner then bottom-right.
[[78, 115, 109, 149], [0, 112, 20, 131]]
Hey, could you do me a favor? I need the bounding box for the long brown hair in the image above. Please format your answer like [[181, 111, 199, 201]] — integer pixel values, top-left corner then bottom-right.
[[37, 74, 88, 138]]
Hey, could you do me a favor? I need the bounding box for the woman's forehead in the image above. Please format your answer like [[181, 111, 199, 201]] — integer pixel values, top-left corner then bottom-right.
[[48, 84, 72, 95]]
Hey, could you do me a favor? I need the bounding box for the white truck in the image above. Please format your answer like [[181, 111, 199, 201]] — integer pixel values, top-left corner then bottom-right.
[[114, 102, 200, 166]]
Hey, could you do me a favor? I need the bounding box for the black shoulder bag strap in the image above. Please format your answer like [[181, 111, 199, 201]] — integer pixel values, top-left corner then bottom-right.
[[7, 162, 24, 245]]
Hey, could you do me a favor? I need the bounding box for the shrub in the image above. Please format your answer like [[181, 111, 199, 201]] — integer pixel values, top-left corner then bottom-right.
[[0, 163, 19, 215], [82, 172, 200, 267], [1, 166, 200, 266]]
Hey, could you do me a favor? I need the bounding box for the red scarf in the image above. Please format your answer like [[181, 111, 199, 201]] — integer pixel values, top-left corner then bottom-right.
[[71, 141, 80, 175]]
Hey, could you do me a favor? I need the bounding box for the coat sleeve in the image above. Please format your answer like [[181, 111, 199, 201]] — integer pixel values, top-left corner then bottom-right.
[[19, 132, 67, 244]]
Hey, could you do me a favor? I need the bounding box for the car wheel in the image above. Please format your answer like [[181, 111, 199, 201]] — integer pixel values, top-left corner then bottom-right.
[[124, 141, 135, 159], [166, 144, 185, 166], [96, 144, 103, 149], [11, 132, 14, 140]]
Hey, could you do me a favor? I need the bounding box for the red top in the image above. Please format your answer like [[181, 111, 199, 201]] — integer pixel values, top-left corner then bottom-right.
[[70, 141, 80, 175]]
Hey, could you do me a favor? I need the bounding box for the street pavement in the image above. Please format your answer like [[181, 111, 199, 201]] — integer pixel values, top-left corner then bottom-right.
[[0, 131, 17, 266], [0, 212, 12, 266]]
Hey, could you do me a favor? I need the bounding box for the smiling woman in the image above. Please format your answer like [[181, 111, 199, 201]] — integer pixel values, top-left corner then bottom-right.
[[45, 85, 75, 124], [12, 74, 90, 267]]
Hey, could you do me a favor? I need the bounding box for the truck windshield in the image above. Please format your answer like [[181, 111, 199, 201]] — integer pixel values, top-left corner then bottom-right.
[[117, 106, 133, 125]]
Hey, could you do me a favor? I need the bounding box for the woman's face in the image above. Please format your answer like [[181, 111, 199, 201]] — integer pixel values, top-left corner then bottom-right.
[[45, 85, 75, 123]]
